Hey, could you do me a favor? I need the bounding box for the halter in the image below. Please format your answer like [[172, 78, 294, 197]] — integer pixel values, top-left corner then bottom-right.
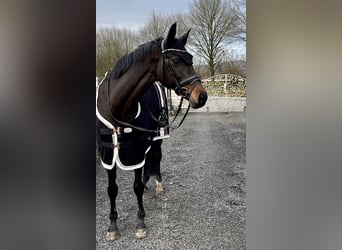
[[161, 38, 201, 99]]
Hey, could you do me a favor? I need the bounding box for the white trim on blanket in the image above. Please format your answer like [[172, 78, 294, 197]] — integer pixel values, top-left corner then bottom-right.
[[96, 78, 168, 171], [153, 82, 170, 141]]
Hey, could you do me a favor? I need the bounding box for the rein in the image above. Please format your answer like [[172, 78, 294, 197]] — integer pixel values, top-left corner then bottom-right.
[[168, 97, 190, 130], [141, 94, 190, 131]]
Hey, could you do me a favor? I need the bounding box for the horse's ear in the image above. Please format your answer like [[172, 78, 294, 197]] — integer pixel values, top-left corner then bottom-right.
[[180, 28, 191, 45], [165, 22, 177, 46]]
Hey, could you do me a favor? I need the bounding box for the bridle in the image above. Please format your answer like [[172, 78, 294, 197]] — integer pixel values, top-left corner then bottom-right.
[[161, 38, 201, 99], [104, 39, 201, 133]]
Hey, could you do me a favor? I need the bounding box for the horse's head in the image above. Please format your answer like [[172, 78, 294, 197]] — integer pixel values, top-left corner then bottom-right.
[[158, 23, 207, 109]]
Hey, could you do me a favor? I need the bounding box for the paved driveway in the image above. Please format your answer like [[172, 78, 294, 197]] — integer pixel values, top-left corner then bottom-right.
[[96, 112, 246, 249]]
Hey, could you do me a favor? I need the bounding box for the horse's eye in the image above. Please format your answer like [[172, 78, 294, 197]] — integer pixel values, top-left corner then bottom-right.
[[171, 59, 182, 64]]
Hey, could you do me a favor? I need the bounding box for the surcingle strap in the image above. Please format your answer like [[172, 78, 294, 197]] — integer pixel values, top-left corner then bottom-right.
[[99, 141, 119, 149]]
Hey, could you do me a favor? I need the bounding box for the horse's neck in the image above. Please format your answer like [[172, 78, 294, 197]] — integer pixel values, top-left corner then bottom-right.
[[110, 62, 158, 120]]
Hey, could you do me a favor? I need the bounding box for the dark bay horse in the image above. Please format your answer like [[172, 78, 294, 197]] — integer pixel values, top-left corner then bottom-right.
[[96, 23, 207, 240]]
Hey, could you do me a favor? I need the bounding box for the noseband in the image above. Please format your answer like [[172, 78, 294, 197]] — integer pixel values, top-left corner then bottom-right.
[[161, 39, 201, 99]]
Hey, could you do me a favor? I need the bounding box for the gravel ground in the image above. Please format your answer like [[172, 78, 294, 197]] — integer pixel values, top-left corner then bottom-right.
[[96, 112, 246, 249]]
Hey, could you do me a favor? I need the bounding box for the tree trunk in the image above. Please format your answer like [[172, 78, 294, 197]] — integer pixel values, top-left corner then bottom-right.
[[208, 57, 215, 77]]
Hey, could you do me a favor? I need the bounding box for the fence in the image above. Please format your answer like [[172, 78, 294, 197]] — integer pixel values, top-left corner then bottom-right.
[[201, 74, 246, 97], [168, 74, 246, 112]]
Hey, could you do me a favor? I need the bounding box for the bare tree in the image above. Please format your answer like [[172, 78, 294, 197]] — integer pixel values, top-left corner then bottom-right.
[[96, 12, 190, 78], [96, 27, 137, 77], [137, 10, 189, 44], [217, 50, 246, 77], [231, 0, 246, 42], [137, 10, 168, 43], [188, 0, 239, 77]]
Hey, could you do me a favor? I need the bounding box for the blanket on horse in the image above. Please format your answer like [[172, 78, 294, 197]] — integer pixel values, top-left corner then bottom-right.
[[96, 80, 169, 170]]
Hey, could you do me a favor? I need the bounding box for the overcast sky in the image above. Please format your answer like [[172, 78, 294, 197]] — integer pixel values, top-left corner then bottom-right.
[[96, 0, 245, 59], [96, 0, 190, 30]]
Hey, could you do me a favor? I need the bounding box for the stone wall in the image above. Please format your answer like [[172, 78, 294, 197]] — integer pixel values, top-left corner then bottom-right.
[[170, 91, 246, 113], [190, 96, 246, 112]]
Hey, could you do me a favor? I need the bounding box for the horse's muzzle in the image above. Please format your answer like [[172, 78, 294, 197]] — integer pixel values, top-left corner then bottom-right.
[[197, 92, 208, 107], [190, 86, 207, 109]]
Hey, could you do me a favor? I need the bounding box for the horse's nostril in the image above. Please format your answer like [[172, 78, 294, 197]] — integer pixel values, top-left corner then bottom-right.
[[198, 92, 208, 106]]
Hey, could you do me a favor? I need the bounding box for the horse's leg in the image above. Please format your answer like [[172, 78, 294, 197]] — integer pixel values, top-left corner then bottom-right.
[[142, 158, 151, 192], [134, 167, 147, 239], [142, 140, 163, 197], [152, 141, 163, 197], [106, 167, 120, 240], [155, 164, 163, 198]]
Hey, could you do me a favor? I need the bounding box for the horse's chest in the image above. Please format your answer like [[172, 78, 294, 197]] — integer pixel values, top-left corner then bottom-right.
[[96, 82, 169, 170]]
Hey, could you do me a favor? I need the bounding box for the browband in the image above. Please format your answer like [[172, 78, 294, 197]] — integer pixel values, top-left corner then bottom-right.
[[161, 38, 188, 54]]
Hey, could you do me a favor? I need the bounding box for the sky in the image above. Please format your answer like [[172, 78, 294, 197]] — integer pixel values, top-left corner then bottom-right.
[[96, 0, 245, 59], [96, 0, 191, 30]]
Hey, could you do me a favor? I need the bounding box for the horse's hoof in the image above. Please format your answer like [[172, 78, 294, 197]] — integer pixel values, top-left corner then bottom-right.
[[106, 231, 120, 241], [135, 228, 148, 239], [156, 189, 163, 197]]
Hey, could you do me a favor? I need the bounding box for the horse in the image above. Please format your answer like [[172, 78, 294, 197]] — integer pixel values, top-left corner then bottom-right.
[[96, 22, 207, 240]]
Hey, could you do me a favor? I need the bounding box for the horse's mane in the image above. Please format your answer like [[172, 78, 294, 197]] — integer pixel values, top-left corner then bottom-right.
[[112, 37, 163, 79]]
